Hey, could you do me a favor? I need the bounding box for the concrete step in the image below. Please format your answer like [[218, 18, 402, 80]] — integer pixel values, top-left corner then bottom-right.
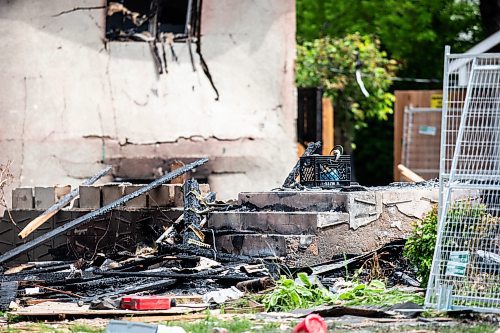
[[208, 211, 349, 235], [215, 233, 316, 258], [238, 191, 348, 212]]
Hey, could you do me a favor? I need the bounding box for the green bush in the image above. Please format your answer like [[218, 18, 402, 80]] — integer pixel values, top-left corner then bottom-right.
[[403, 206, 438, 288], [404, 202, 491, 288]]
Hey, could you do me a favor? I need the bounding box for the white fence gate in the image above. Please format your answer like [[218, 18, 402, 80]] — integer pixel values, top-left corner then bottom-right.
[[426, 46, 500, 312]]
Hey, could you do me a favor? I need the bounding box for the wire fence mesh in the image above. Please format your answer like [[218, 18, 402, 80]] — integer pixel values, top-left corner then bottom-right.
[[426, 46, 500, 313], [402, 107, 442, 179]]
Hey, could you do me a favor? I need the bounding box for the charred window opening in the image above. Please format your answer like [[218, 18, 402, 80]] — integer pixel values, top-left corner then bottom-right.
[[104, 0, 219, 100], [105, 0, 199, 42], [157, 0, 188, 35]]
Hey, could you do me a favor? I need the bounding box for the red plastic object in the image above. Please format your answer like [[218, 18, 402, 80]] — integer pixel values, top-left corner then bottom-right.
[[120, 295, 176, 310], [293, 314, 327, 333]]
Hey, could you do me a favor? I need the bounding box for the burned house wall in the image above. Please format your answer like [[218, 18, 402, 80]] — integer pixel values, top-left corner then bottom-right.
[[0, 0, 297, 211]]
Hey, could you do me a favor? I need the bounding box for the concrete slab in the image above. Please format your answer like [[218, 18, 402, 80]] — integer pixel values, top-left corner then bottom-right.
[[382, 188, 439, 219], [215, 234, 291, 257], [11, 188, 33, 209]]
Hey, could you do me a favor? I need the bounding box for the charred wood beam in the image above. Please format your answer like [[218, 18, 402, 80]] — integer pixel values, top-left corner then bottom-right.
[[183, 178, 203, 244], [0, 158, 209, 264], [282, 141, 322, 188], [160, 244, 257, 264], [2, 263, 72, 278], [0, 281, 18, 311], [84, 278, 176, 302], [1, 272, 75, 283], [33, 284, 82, 299], [18, 166, 112, 239], [61, 276, 146, 293], [113, 254, 200, 272], [95, 270, 252, 282]]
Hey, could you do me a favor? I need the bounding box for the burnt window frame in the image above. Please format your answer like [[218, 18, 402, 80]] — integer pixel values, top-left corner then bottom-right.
[[105, 0, 201, 43]]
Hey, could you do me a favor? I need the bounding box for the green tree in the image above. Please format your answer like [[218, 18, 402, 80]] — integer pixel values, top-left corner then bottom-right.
[[296, 34, 397, 151], [297, 0, 484, 79], [296, 0, 485, 184]]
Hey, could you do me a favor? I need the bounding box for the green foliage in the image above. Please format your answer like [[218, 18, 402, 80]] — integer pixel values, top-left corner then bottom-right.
[[404, 202, 493, 288], [404, 206, 438, 288], [296, 0, 484, 79], [296, 34, 396, 124], [261, 272, 336, 312], [261, 273, 424, 312], [338, 280, 424, 306], [296, 34, 396, 148]]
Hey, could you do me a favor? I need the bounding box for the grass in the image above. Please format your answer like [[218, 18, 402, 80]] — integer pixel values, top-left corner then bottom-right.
[[0, 323, 104, 333], [166, 317, 283, 333], [1, 316, 498, 333], [365, 323, 499, 333]]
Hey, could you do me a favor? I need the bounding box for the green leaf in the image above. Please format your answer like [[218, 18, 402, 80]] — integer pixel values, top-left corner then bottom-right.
[[297, 272, 312, 287]]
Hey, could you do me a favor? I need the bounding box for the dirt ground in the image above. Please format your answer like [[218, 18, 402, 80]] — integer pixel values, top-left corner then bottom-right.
[[1, 311, 499, 333]]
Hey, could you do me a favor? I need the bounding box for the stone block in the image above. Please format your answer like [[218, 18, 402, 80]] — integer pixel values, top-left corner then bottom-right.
[[148, 185, 173, 207], [11, 187, 33, 209], [124, 185, 148, 208], [79, 185, 101, 209], [102, 184, 125, 206], [34, 187, 55, 209]]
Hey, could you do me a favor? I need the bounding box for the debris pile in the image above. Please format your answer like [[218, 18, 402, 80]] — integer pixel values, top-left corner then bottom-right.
[[0, 153, 435, 322], [0, 158, 280, 318], [0, 244, 274, 315]]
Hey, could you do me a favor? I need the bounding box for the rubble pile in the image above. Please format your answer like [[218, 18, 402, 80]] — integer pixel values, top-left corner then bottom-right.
[[0, 153, 433, 321]]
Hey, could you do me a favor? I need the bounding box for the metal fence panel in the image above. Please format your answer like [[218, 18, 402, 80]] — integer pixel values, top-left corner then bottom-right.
[[426, 46, 500, 313]]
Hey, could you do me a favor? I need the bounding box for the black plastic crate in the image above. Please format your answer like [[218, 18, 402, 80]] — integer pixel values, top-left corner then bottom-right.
[[299, 155, 351, 188]]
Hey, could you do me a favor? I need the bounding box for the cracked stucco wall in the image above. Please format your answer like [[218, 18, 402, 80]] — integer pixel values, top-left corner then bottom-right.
[[0, 0, 297, 209]]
